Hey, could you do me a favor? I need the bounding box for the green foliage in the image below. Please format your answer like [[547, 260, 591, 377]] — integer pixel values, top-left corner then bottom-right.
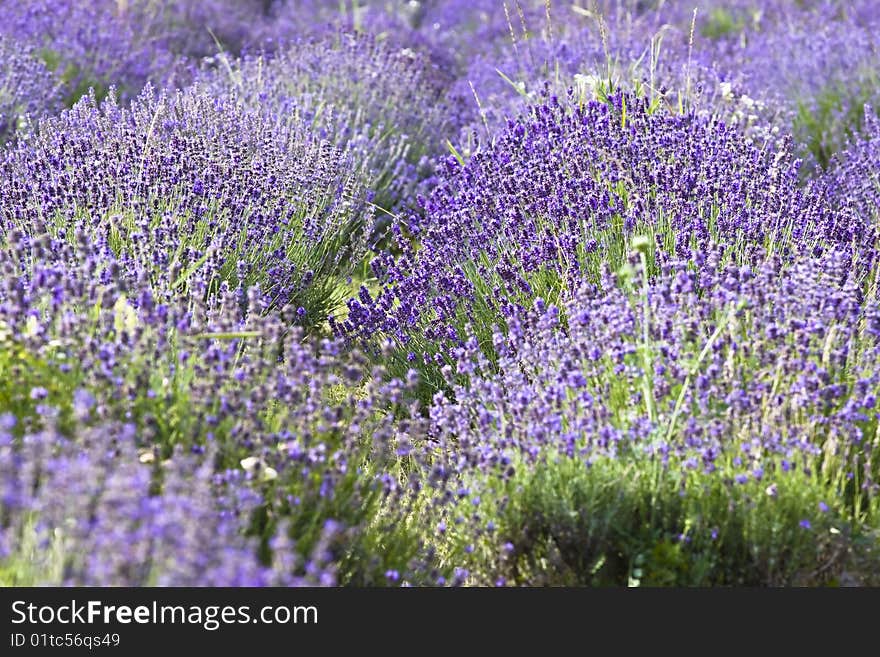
[[38, 48, 109, 108], [794, 81, 879, 173], [454, 453, 867, 586], [700, 9, 746, 41]]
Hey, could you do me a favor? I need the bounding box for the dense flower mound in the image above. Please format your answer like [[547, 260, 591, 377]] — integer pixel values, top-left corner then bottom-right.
[[622, 0, 880, 172], [825, 108, 880, 225], [0, 36, 62, 143], [0, 0, 356, 107], [447, 2, 880, 165], [0, 421, 285, 586], [0, 1, 181, 105], [204, 32, 463, 212], [0, 84, 372, 322], [425, 248, 880, 584], [340, 93, 870, 379], [715, 2, 880, 173], [0, 227, 446, 585], [451, 11, 770, 150], [435, 250, 880, 477]]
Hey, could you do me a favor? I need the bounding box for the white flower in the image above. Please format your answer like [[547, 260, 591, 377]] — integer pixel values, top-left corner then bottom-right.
[[24, 315, 41, 338], [240, 456, 260, 472], [113, 294, 139, 333], [574, 73, 601, 97]]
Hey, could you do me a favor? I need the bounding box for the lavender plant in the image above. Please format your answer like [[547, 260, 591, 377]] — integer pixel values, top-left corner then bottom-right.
[[339, 93, 868, 398], [0, 0, 342, 108], [203, 31, 462, 213], [630, 0, 880, 172], [3, 0, 880, 588], [825, 107, 880, 226], [0, 83, 373, 325], [426, 248, 880, 585], [0, 79, 450, 584], [0, 227, 447, 585], [448, 11, 759, 150], [0, 422, 288, 586], [0, 1, 180, 105], [456, 2, 880, 172], [732, 3, 880, 173], [0, 36, 61, 143]]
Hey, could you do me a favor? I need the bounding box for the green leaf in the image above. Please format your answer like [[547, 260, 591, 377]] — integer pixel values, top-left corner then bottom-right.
[[495, 68, 530, 100], [446, 140, 466, 167]]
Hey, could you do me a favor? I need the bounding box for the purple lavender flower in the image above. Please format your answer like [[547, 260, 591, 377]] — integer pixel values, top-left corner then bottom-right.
[[341, 91, 868, 390], [423, 247, 879, 578], [826, 106, 880, 224], [0, 82, 373, 322], [201, 31, 461, 212], [0, 36, 62, 143]]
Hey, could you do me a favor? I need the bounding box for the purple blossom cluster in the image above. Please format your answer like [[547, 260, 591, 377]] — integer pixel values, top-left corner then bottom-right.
[[202, 31, 463, 212], [0, 36, 62, 143], [826, 107, 880, 225], [430, 249, 880, 482], [340, 93, 869, 372], [0, 421, 284, 585], [0, 1, 180, 104], [0, 225, 442, 584], [603, 1, 880, 172], [713, 2, 880, 172], [0, 82, 372, 319], [0, 74, 442, 584], [420, 245, 880, 583], [0, 1, 362, 107], [435, 2, 880, 171], [449, 13, 750, 150]]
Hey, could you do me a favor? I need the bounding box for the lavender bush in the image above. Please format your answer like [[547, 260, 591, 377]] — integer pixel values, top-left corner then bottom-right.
[[0, 0, 357, 108], [446, 2, 880, 170], [0, 79, 446, 585], [0, 82, 373, 325], [0, 1, 180, 105], [451, 7, 785, 151], [723, 2, 880, 173], [339, 92, 869, 398], [626, 1, 880, 172], [203, 31, 462, 213], [825, 107, 880, 225], [0, 227, 447, 585], [426, 248, 880, 584], [0, 422, 282, 586], [0, 36, 61, 143]]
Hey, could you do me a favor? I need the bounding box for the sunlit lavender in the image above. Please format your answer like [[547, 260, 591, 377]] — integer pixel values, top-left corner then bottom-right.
[[2, 0, 880, 587]]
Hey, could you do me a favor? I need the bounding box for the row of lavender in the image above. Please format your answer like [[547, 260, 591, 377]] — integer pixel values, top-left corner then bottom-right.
[[2, 1, 880, 585]]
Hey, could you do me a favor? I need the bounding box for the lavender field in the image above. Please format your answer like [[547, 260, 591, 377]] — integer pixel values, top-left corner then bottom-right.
[[1, 0, 879, 587]]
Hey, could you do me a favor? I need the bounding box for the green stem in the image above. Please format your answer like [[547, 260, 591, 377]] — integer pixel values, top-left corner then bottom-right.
[[639, 250, 656, 424], [665, 307, 733, 444]]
